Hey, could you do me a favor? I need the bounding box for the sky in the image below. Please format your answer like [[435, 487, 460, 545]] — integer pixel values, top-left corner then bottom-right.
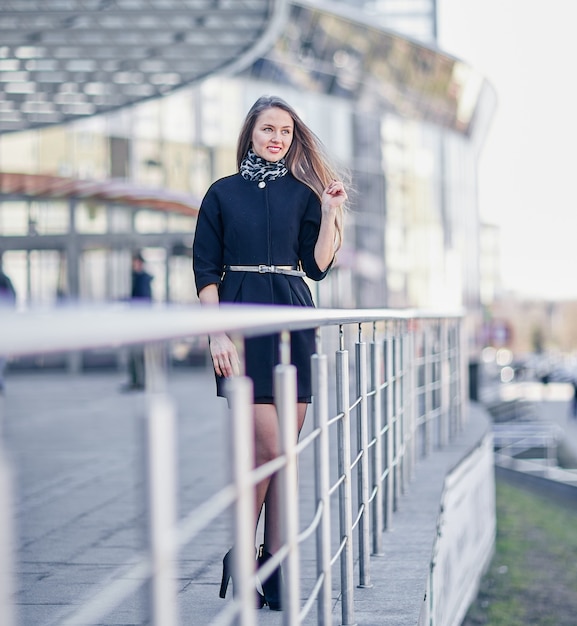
[[438, 0, 577, 301]]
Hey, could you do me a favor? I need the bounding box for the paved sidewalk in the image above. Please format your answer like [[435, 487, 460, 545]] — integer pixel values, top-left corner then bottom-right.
[[1, 368, 490, 626], [2, 368, 243, 626]]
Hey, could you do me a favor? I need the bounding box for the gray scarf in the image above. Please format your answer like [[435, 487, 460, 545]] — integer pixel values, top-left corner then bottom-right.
[[239, 149, 288, 182]]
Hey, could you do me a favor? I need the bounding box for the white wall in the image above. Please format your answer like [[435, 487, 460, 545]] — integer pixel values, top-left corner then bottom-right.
[[425, 433, 496, 625]]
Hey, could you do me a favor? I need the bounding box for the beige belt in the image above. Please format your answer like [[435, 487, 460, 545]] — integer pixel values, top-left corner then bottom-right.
[[226, 264, 305, 277]]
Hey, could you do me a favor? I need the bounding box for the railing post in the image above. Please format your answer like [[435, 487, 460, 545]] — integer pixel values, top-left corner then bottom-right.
[[336, 326, 356, 626], [422, 323, 432, 456], [370, 324, 384, 554], [433, 322, 440, 449], [143, 343, 178, 626], [226, 374, 258, 626], [439, 319, 450, 448], [0, 397, 15, 626], [457, 319, 466, 432], [355, 324, 372, 588], [276, 330, 300, 626], [450, 321, 461, 439], [407, 324, 417, 482], [398, 325, 407, 497], [311, 329, 332, 626], [383, 328, 394, 530], [392, 328, 401, 512]]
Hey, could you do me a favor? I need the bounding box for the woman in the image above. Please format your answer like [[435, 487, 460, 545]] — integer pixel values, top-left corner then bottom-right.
[[192, 95, 347, 610]]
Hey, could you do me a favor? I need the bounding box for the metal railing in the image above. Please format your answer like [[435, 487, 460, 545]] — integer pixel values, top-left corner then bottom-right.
[[0, 304, 465, 626]]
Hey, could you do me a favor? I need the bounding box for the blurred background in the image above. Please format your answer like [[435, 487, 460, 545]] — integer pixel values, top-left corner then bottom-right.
[[1, 0, 576, 388]]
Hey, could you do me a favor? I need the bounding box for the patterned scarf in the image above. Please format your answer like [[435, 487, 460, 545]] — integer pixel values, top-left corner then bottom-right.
[[239, 149, 288, 182]]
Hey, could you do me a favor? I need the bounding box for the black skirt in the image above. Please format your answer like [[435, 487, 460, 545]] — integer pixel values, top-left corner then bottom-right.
[[217, 327, 315, 404]]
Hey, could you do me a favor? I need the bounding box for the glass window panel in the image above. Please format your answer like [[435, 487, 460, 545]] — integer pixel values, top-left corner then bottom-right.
[[169, 255, 196, 304], [134, 210, 166, 233], [29, 200, 69, 234], [107, 248, 131, 301], [78, 248, 132, 302], [79, 248, 108, 301], [107, 206, 132, 233], [75, 202, 107, 233], [162, 90, 194, 143], [142, 247, 166, 302], [29, 250, 62, 306], [0, 201, 28, 235], [167, 213, 194, 232]]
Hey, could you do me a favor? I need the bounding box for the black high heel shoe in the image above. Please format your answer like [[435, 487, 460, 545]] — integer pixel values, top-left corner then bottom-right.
[[257, 544, 283, 611], [219, 548, 233, 599], [219, 547, 266, 608]]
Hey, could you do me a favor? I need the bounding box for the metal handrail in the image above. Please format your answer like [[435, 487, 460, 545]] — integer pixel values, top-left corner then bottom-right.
[[0, 304, 463, 356], [0, 304, 465, 626]]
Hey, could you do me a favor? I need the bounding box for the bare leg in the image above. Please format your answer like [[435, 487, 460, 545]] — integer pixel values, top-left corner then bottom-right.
[[253, 403, 307, 553], [253, 404, 279, 533]]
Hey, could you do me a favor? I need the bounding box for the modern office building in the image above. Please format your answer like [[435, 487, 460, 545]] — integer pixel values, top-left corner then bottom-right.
[[0, 1, 495, 323]]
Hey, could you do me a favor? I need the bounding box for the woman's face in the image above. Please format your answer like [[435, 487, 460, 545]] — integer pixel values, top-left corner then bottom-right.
[[251, 107, 294, 162]]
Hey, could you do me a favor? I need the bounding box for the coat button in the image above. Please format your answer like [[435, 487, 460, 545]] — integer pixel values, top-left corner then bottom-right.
[[258, 181, 266, 188]]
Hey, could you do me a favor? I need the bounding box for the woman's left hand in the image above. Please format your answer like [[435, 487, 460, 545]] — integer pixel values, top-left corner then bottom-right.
[[321, 180, 347, 213]]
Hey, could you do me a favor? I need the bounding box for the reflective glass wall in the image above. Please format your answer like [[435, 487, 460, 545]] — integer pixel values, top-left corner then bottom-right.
[[331, 0, 438, 44]]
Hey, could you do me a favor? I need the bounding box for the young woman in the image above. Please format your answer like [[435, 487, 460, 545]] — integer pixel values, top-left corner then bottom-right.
[[193, 95, 347, 610]]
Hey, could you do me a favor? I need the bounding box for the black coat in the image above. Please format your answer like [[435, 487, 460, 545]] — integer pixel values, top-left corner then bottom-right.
[[193, 172, 331, 402]]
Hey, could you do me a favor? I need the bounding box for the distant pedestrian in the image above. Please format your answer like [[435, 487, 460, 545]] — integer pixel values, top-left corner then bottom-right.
[[0, 255, 17, 394], [120, 251, 153, 392]]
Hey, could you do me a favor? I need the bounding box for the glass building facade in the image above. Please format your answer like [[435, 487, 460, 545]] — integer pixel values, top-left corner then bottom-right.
[[0, 0, 495, 321], [330, 0, 439, 44]]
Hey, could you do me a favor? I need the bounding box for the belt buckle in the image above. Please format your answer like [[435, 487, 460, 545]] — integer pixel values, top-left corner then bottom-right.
[[258, 264, 270, 273]]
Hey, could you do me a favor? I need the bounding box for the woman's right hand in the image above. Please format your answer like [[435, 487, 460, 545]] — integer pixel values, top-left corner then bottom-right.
[[197, 284, 240, 377], [209, 333, 240, 378]]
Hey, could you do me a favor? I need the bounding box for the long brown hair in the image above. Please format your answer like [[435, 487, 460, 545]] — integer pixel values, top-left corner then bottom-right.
[[236, 95, 346, 252]]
